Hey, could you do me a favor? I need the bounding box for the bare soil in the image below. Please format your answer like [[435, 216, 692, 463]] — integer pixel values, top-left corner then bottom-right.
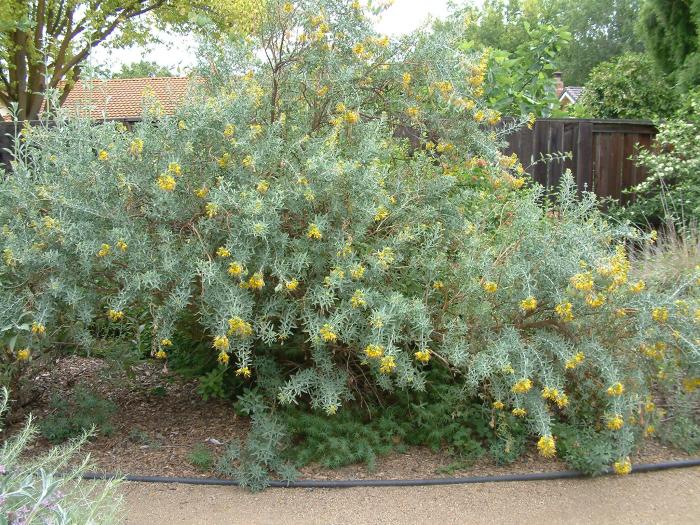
[[7, 355, 697, 481]]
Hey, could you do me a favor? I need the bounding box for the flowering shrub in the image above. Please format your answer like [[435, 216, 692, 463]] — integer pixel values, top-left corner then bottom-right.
[[0, 0, 698, 483], [0, 388, 122, 523]]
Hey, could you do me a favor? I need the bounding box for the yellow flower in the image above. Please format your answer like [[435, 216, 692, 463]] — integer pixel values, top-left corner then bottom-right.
[[319, 323, 338, 343], [155, 349, 167, 359], [246, 272, 265, 290], [350, 289, 366, 308], [256, 180, 270, 193], [614, 308, 627, 318], [224, 123, 236, 137], [205, 202, 219, 218], [178, 120, 187, 130], [570, 272, 594, 292], [285, 279, 299, 291], [98, 149, 109, 161], [585, 293, 606, 309], [97, 243, 111, 257], [541, 387, 560, 401], [607, 415, 624, 431], [379, 355, 396, 374], [195, 186, 209, 198], [555, 393, 569, 408], [606, 382, 625, 397], [283, 2, 293, 14], [374, 206, 389, 221], [344, 111, 360, 124], [414, 349, 431, 363], [353, 43, 365, 56], [213, 335, 229, 351], [17, 348, 31, 361], [564, 352, 585, 369], [645, 425, 655, 436], [492, 400, 505, 410], [473, 110, 485, 123], [317, 85, 329, 97], [228, 317, 253, 338], [350, 264, 366, 280], [250, 124, 263, 137], [307, 223, 322, 240], [613, 457, 632, 475], [555, 302, 574, 322], [157, 174, 176, 192], [107, 309, 124, 322], [482, 281, 498, 293], [651, 307, 668, 323], [116, 239, 128, 252], [236, 366, 251, 378], [405, 106, 420, 119], [168, 162, 182, 176], [228, 262, 243, 276], [432, 281, 444, 290], [217, 351, 230, 365], [537, 435, 556, 458], [364, 344, 384, 359], [519, 296, 537, 313], [402, 72, 412, 90], [218, 153, 231, 168], [31, 322, 45, 335], [511, 378, 533, 394], [160, 338, 173, 347], [512, 408, 527, 417], [216, 246, 231, 258], [129, 139, 144, 156], [629, 280, 646, 293]]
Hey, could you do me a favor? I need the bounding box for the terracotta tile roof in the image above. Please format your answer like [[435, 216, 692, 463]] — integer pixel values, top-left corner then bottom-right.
[[57, 76, 190, 120]]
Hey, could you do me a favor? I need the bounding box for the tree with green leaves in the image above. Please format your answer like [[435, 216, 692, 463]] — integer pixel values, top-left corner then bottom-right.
[[576, 52, 677, 119], [0, 0, 264, 120], [461, 0, 644, 86], [639, 0, 700, 90], [113, 60, 173, 79]]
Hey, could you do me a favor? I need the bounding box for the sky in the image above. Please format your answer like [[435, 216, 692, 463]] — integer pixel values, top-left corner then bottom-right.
[[91, 0, 456, 74]]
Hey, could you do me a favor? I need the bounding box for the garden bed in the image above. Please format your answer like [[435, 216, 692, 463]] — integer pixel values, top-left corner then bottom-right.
[[10, 355, 695, 481]]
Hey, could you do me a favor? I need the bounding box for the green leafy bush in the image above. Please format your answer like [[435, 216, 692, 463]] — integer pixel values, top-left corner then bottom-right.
[[575, 52, 677, 120], [1, 0, 698, 485], [0, 388, 122, 523], [610, 89, 700, 228], [40, 387, 116, 444]]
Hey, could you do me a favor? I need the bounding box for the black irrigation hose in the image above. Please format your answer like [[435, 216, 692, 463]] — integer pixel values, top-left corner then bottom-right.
[[82, 458, 700, 488]]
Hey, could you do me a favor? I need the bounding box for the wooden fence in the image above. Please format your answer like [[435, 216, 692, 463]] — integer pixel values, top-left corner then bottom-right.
[[502, 118, 657, 202], [2, 118, 657, 202]]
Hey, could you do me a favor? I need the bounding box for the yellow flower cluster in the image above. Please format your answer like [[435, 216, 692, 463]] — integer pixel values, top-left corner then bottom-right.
[[168, 162, 182, 176], [414, 349, 431, 363], [375, 247, 395, 268], [256, 180, 270, 193], [512, 407, 527, 417], [319, 323, 338, 342], [228, 317, 253, 337], [227, 261, 244, 277], [364, 344, 384, 359], [432, 281, 444, 290], [542, 387, 569, 408], [629, 280, 646, 293], [216, 247, 231, 258], [97, 243, 111, 257], [213, 335, 229, 351], [157, 174, 176, 192], [350, 264, 366, 280], [217, 351, 230, 365], [245, 272, 265, 290], [651, 307, 668, 323], [379, 355, 396, 374], [374, 206, 389, 222], [116, 239, 128, 252], [98, 149, 109, 161], [564, 352, 585, 369], [606, 382, 625, 396], [155, 349, 167, 359], [511, 378, 533, 394], [519, 296, 537, 313], [585, 293, 606, 309], [537, 435, 556, 458], [607, 414, 624, 431], [129, 139, 144, 156], [350, 289, 366, 308], [224, 123, 236, 138], [307, 224, 322, 240], [236, 366, 251, 378], [285, 279, 299, 291], [31, 322, 45, 335], [17, 348, 31, 361], [160, 338, 173, 347], [570, 272, 594, 292], [555, 302, 574, 322], [107, 309, 124, 322], [492, 400, 505, 410], [613, 457, 632, 475], [482, 281, 498, 293]]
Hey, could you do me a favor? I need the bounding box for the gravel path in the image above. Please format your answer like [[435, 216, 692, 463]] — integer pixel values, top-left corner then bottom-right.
[[121, 467, 700, 524]]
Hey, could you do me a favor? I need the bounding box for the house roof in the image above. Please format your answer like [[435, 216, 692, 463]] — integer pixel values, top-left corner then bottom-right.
[[559, 86, 583, 103], [56, 76, 190, 120]]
